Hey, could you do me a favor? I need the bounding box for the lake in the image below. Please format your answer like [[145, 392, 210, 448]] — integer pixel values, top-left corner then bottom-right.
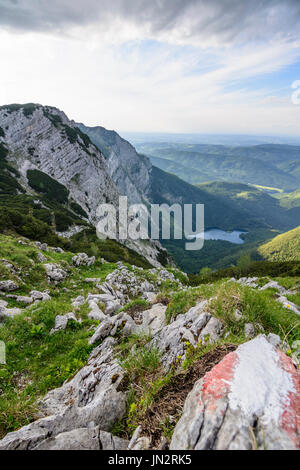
[[192, 229, 247, 245]]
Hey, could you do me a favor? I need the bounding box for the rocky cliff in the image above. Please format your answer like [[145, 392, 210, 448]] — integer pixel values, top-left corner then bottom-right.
[[0, 103, 170, 268], [78, 124, 152, 205]]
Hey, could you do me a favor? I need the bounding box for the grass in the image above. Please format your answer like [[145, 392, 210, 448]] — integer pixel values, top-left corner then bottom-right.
[[1, 230, 300, 446], [258, 226, 300, 262], [0, 299, 95, 438]]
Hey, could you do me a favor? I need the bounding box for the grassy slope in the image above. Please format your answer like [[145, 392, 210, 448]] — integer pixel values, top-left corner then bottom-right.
[[0, 234, 177, 437], [0, 233, 299, 442], [258, 226, 300, 262], [276, 189, 300, 209]]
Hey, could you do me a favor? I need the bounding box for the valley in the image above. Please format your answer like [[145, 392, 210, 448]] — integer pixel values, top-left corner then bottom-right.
[[0, 103, 299, 451]]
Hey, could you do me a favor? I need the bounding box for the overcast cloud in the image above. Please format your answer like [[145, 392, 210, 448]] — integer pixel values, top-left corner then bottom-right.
[[0, 0, 300, 45], [0, 0, 299, 135]]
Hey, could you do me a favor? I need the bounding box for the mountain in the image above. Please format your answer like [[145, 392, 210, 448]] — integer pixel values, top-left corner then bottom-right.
[[76, 124, 300, 272], [258, 226, 300, 262], [0, 103, 169, 268], [2, 103, 299, 273], [78, 123, 152, 205], [135, 142, 300, 191], [276, 189, 300, 209], [196, 181, 300, 231], [78, 125, 300, 232]]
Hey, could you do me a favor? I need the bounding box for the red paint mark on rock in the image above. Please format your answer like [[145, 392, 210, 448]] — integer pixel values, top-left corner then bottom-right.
[[201, 351, 238, 411], [278, 351, 300, 448]]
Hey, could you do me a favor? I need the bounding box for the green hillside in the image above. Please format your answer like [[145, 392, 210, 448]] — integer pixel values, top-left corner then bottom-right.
[[276, 189, 300, 209], [137, 142, 300, 191], [258, 226, 300, 262]]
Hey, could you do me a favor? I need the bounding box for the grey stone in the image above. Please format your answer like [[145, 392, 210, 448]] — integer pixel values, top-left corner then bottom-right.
[[260, 280, 287, 294], [6, 295, 33, 304], [44, 264, 67, 284], [33, 427, 128, 451], [105, 300, 122, 316], [277, 296, 300, 316], [137, 303, 167, 336], [30, 290, 51, 302], [244, 323, 255, 338], [72, 253, 95, 267], [50, 313, 79, 335], [152, 301, 220, 370], [0, 337, 127, 450], [0, 280, 19, 292]]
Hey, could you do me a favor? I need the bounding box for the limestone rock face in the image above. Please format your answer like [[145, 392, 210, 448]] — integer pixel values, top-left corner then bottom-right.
[[50, 313, 79, 335], [170, 336, 300, 450], [0, 105, 120, 225], [0, 104, 171, 268], [33, 427, 128, 451], [152, 301, 223, 370], [78, 123, 152, 206]]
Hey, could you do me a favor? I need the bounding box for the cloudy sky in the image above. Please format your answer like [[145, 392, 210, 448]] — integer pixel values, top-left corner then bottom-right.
[[0, 0, 300, 135]]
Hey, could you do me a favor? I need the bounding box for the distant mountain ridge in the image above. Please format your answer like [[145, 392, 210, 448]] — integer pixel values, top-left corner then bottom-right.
[[135, 142, 300, 191]]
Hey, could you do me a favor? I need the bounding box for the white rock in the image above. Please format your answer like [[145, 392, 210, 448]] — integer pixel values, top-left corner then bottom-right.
[[50, 313, 79, 335]]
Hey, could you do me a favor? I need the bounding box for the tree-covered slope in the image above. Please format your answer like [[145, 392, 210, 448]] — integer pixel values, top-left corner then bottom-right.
[[136, 142, 300, 190]]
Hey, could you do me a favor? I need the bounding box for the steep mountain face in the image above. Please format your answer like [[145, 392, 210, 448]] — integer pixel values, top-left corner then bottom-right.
[[0, 104, 120, 224], [0, 104, 169, 268], [78, 124, 152, 205]]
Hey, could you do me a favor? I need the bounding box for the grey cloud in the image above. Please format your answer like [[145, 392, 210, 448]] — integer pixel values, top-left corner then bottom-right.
[[0, 0, 300, 44]]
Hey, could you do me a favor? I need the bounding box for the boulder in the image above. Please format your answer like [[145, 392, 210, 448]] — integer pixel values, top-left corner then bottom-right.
[[30, 290, 51, 302], [88, 301, 106, 322], [50, 313, 79, 335], [0, 280, 19, 292], [237, 277, 258, 288], [142, 292, 157, 303], [0, 305, 8, 323], [89, 312, 137, 345], [170, 336, 300, 450], [44, 264, 67, 284], [105, 300, 122, 316], [277, 296, 300, 316], [72, 253, 95, 267], [36, 252, 47, 263], [260, 280, 287, 294], [72, 296, 85, 308], [6, 295, 33, 305], [152, 300, 224, 370], [137, 304, 167, 336]]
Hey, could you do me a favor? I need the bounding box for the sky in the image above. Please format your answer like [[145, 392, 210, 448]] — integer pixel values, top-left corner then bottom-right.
[[0, 0, 300, 136]]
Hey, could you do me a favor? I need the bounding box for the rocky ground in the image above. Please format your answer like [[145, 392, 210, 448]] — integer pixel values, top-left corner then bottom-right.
[[0, 234, 299, 450]]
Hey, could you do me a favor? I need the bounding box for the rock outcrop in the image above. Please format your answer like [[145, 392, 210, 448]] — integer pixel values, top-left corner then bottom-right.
[[0, 338, 126, 450], [170, 335, 300, 450]]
